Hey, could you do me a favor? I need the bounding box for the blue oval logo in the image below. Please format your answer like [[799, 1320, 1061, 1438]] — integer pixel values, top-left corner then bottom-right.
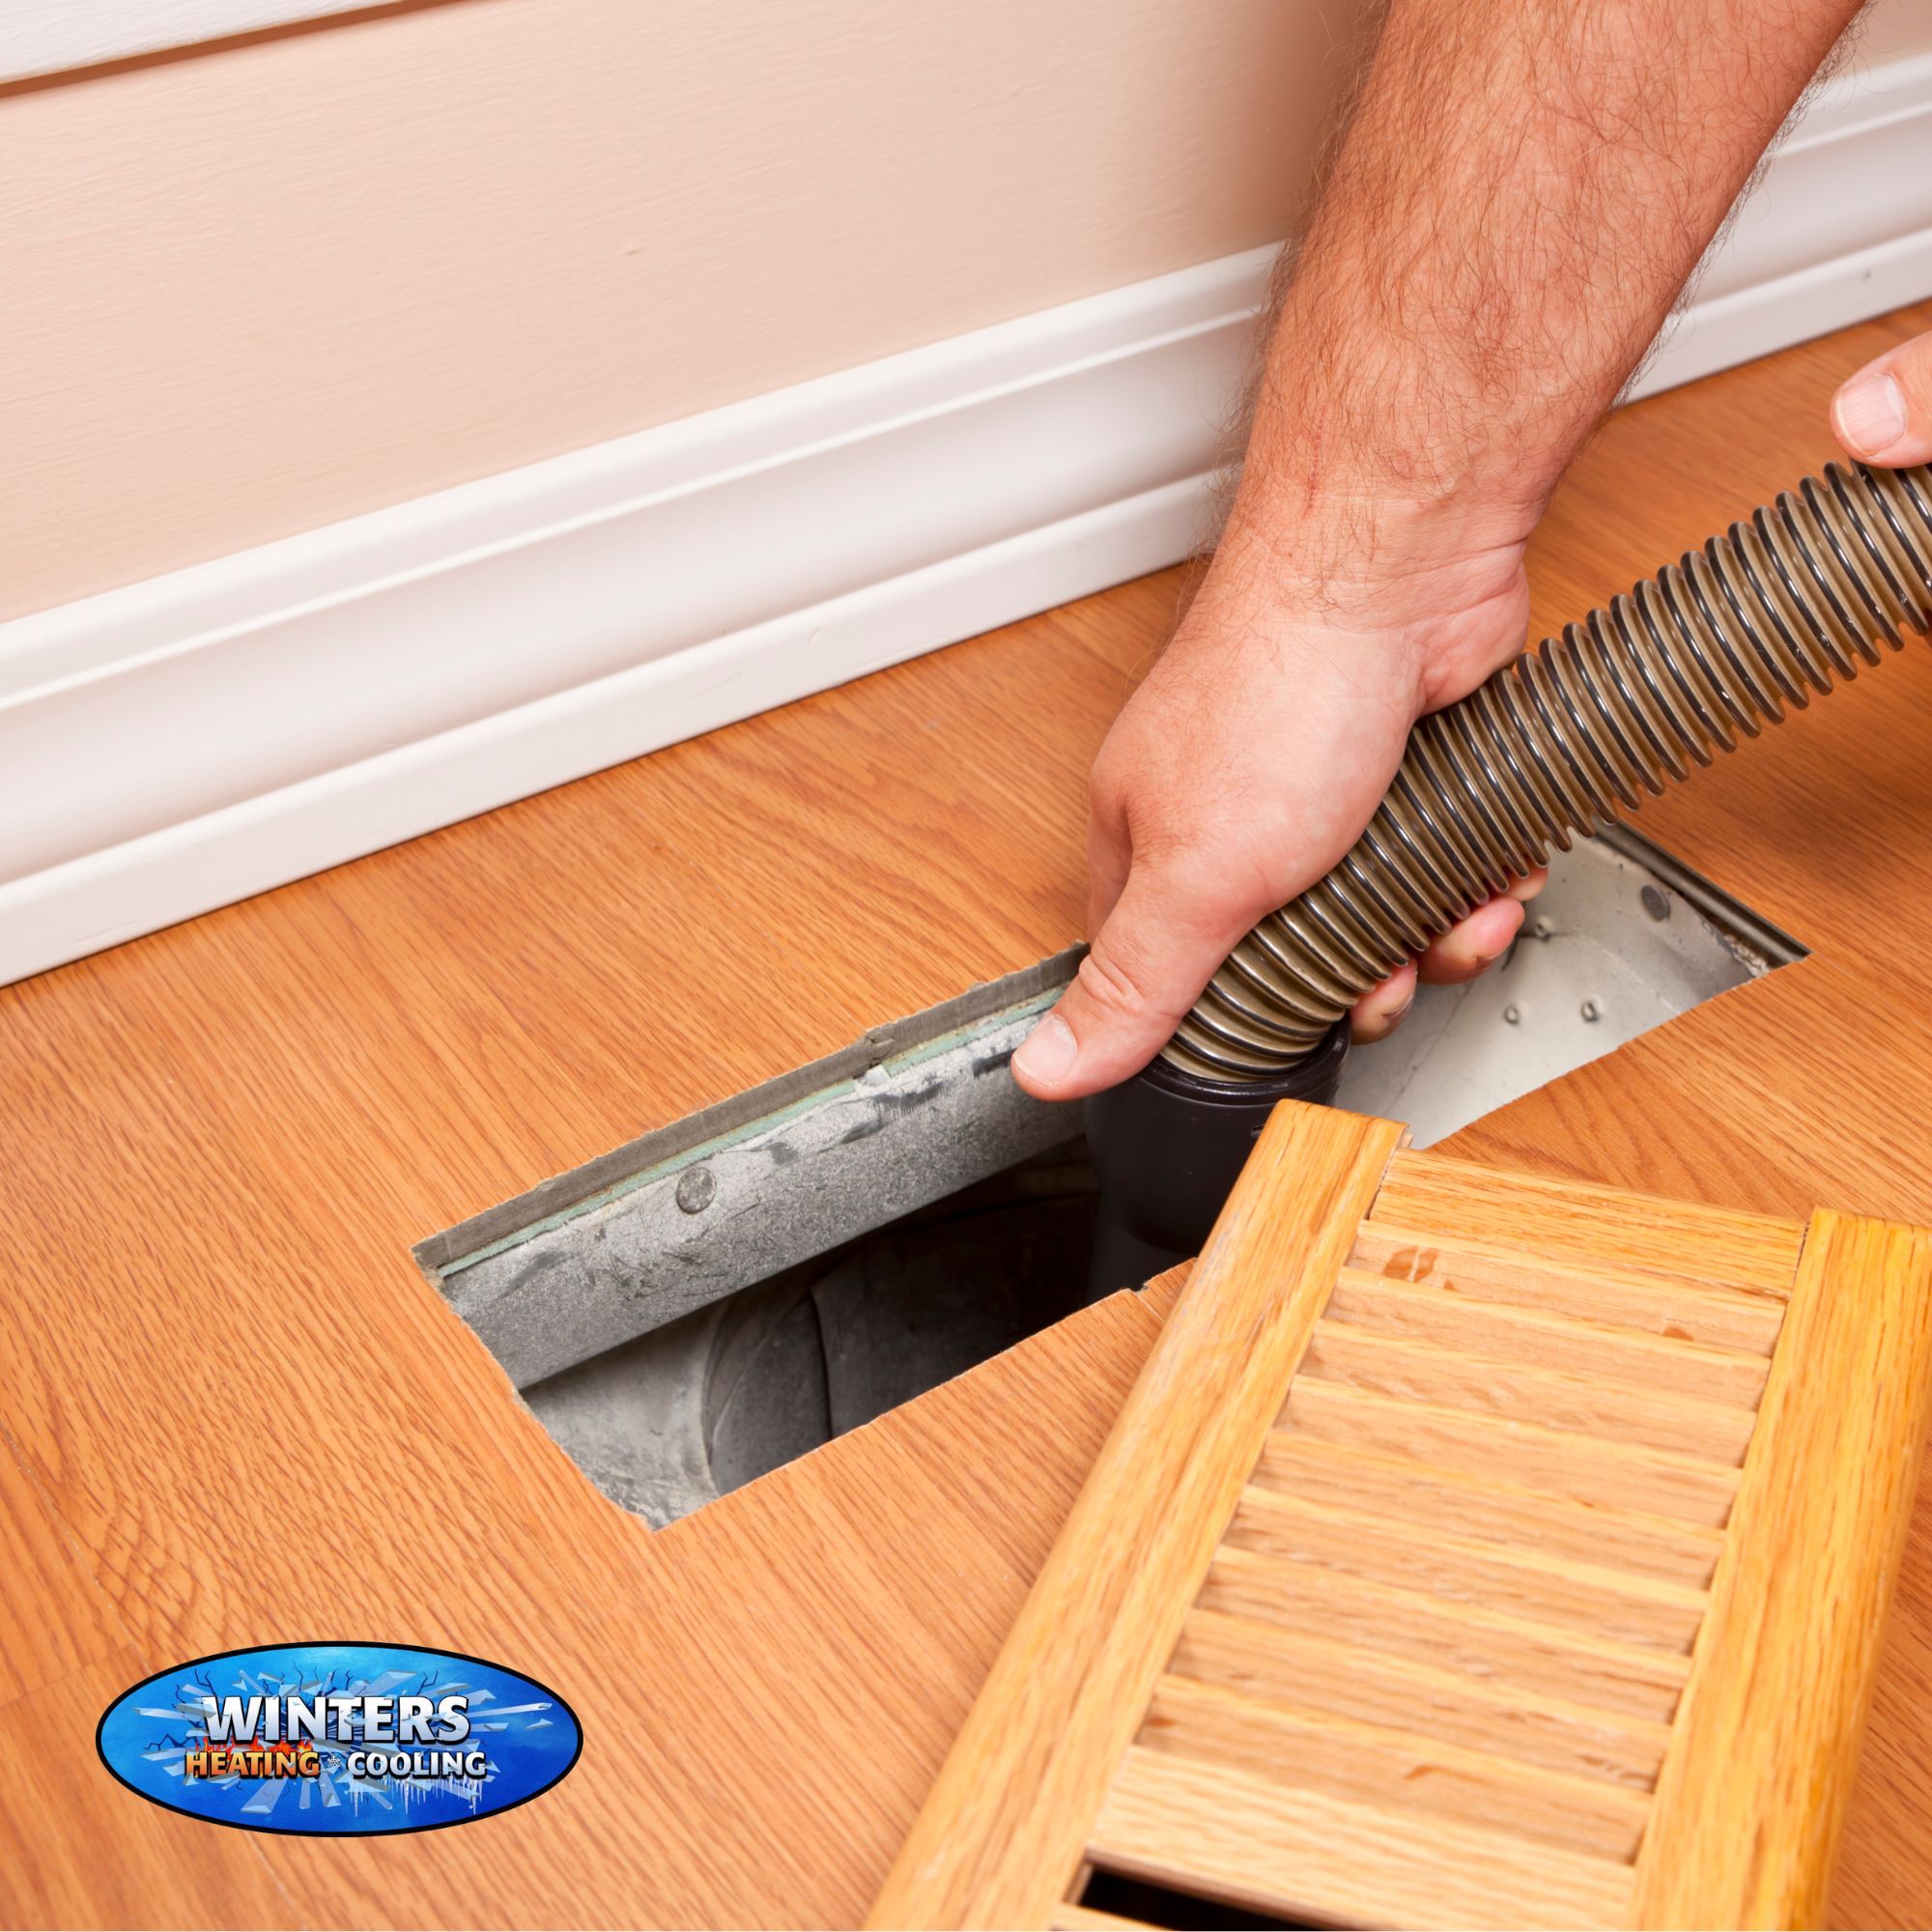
[[97, 1642, 582, 1835]]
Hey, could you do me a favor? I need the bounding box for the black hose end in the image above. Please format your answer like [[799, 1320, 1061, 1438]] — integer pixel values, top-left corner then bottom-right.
[[1084, 1021, 1351, 1294]]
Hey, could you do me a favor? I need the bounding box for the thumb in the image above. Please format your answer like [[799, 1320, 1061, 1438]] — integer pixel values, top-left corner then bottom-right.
[[1832, 332, 1932, 467], [1011, 861, 1254, 1101]]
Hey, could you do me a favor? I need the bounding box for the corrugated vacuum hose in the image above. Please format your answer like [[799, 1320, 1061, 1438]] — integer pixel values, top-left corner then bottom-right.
[[1164, 460, 1932, 1081]]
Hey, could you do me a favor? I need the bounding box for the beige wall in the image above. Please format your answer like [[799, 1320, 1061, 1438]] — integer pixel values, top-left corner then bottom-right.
[[0, 0, 1368, 623]]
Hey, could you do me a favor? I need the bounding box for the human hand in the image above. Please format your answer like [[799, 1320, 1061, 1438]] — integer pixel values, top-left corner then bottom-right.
[[1011, 502, 1547, 1101], [1832, 328, 1932, 467]]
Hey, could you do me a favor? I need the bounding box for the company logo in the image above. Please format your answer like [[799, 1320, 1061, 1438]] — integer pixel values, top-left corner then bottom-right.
[[97, 1643, 582, 1835]]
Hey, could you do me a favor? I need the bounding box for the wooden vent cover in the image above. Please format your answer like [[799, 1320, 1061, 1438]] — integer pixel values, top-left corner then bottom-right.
[[867, 1102, 1932, 1931]]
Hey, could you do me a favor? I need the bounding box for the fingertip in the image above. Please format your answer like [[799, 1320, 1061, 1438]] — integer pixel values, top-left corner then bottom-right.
[[1009, 966, 1173, 1101], [1351, 960, 1419, 1042], [1011, 1010, 1080, 1098], [1419, 895, 1525, 984], [1507, 867, 1549, 903], [1832, 367, 1910, 463]]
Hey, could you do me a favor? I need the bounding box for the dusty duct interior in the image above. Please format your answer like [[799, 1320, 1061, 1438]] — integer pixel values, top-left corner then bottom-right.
[[419, 825, 1799, 1525]]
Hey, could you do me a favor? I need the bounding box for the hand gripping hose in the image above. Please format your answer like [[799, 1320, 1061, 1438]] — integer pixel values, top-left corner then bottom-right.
[[1164, 460, 1932, 1081]]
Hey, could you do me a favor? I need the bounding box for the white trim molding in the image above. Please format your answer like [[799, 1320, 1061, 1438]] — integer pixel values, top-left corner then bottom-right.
[[2, 45, 1930, 986], [0, 2, 375, 82]]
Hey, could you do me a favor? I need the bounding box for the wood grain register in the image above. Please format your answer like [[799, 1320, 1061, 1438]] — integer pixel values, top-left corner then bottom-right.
[[870, 1102, 1932, 1932]]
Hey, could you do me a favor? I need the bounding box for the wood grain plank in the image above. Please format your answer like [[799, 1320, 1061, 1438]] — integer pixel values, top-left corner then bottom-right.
[[0, 1652, 299, 1930], [1090, 1747, 1634, 1930], [1372, 1151, 1805, 1294], [1350, 1225, 1787, 1354], [865, 1104, 1402, 1929], [1225, 1486, 1709, 1652], [1141, 1674, 1652, 1859], [1631, 1211, 1932, 1927], [0, 1429, 129, 1704], [1325, 1269, 1772, 1406], [1280, 1379, 1744, 1524], [1832, 1439, 1932, 1931], [1201, 1546, 1690, 1721], [1134, 1264, 1192, 1321], [1253, 1432, 1725, 1585], [1298, 1324, 1760, 1463], [1049, 1906, 1149, 1932], [1170, 1605, 1672, 1787]]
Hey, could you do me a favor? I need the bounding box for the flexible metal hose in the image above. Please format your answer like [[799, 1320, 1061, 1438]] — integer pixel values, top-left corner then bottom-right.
[[1164, 460, 1932, 1081]]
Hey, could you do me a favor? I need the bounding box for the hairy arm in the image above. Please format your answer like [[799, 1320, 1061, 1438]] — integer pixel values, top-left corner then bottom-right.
[[1014, 0, 1864, 1101]]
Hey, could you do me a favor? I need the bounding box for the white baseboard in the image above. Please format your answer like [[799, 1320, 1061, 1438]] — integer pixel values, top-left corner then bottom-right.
[[3, 46, 1929, 988], [0, 2, 371, 84]]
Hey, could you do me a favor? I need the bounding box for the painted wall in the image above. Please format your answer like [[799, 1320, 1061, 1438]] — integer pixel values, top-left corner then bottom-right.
[[0, 0, 1369, 623], [7, 0, 1926, 630]]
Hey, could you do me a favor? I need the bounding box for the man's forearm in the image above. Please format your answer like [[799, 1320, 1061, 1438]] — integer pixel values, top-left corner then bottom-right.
[[1232, 0, 1863, 620], [1013, 0, 1872, 1102]]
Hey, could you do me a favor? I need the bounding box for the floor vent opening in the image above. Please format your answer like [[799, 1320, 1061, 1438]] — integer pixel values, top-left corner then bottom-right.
[[417, 825, 1800, 1526]]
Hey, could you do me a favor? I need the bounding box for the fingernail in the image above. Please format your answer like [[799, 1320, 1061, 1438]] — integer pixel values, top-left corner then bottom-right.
[[1013, 1012, 1078, 1086], [1833, 370, 1907, 458]]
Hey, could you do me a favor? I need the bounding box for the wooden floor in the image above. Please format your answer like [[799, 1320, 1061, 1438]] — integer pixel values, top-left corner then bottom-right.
[[4, 303, 1932, 1927]]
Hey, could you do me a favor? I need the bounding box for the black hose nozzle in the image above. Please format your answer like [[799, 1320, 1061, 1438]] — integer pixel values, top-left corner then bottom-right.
[[1085, 1021, 1349, 1293]]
